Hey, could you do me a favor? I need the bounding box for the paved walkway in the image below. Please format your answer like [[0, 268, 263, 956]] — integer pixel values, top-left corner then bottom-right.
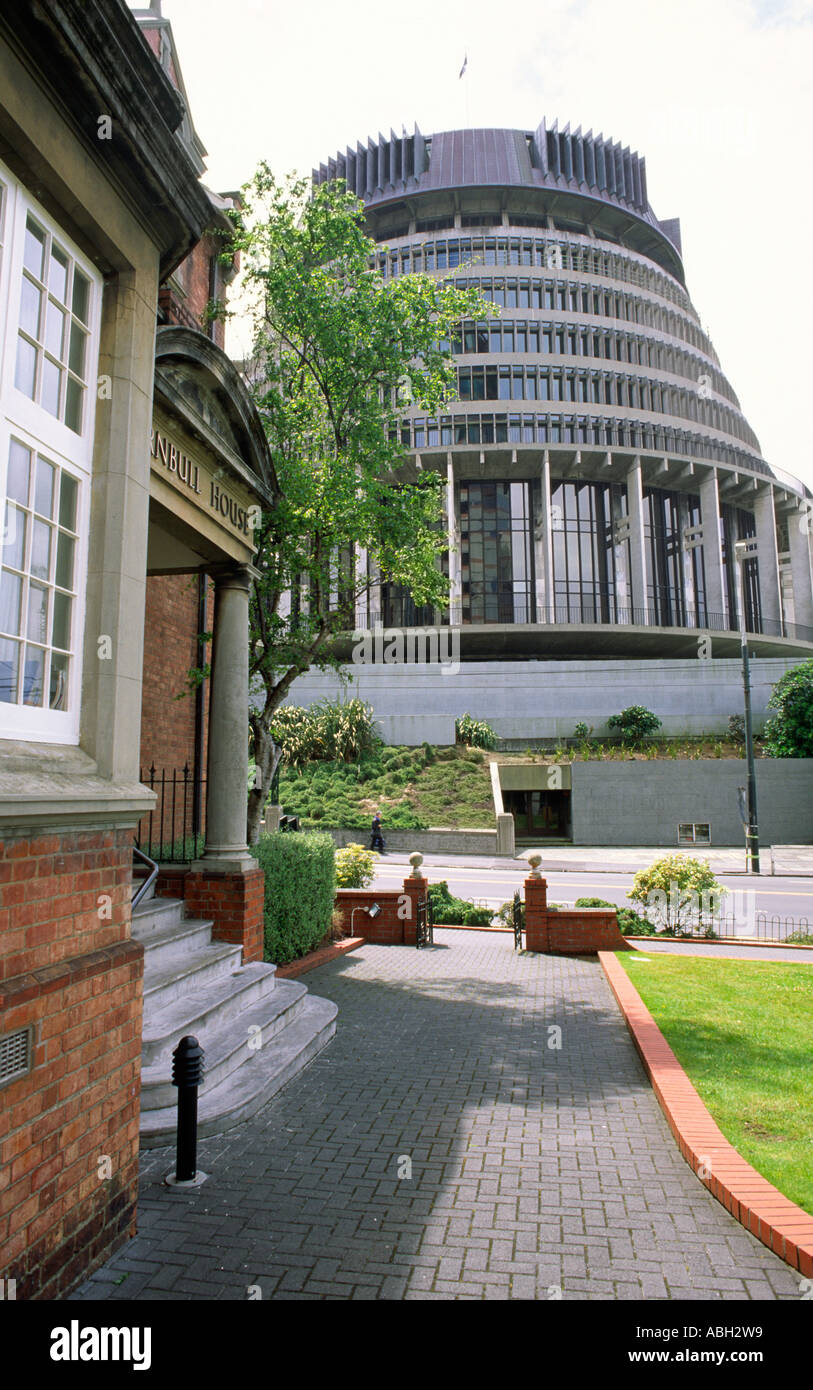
[[72, 932, 803, 1301]]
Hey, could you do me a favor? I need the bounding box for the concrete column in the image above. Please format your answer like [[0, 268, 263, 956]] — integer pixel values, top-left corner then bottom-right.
[[354, 544, 369, 629], [699, 470, 726, 625], [625, 456, 649, 622], [80, 266, 159, 781], [787, 501, 813, 631], [535, 450, 554, 620], [447, 454, 462, 624], [753, 488, 781, 629], [197, 564, 256, 868]]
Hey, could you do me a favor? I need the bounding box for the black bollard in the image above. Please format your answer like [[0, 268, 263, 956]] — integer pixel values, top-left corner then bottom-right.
[[171, 1035, 205, 1183]]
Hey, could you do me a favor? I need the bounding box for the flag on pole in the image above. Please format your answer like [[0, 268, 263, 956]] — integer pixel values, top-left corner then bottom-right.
[[459, 53, 468, 78]]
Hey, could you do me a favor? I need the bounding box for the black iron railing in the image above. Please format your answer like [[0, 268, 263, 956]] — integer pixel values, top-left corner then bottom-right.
[[137, 764, 205, 864]]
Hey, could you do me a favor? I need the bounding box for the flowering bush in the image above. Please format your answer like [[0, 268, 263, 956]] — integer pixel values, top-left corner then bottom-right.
[[335, 842, 378, 888], [628, 854, 726, 934]]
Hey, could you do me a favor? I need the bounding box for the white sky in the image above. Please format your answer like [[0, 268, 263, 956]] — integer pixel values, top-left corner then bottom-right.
[[137, 0, 813, 490]]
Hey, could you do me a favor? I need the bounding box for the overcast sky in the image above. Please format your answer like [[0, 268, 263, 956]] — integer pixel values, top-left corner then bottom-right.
[[136, 0, 813, 490]]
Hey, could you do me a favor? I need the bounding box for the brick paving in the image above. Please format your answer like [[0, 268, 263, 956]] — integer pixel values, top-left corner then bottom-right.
[[71, 931, 804, 1301]]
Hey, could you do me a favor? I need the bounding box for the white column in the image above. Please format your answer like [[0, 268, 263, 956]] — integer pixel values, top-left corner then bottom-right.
[[197, 564, 256, 868], [699, 470, 726, 624], [788, 499, 813, 631], [447, 453, 462, 624], [626, 456, 649, 621], [535, 450, 553, 620], [753, 488, 781, 628]]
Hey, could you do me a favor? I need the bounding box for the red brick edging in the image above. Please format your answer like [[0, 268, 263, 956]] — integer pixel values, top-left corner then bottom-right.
[[274, 936, 365, 979], [599, 950, 813, 1276]]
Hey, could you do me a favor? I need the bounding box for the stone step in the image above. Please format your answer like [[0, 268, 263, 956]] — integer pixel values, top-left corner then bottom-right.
[[136, 916, 214, 972], [142, 939, 244, 1013], [141, 961, 279, 1067], [140, 993, 338, 1147], [141, 976, 309, 1109], [131, 895, 186, 939]]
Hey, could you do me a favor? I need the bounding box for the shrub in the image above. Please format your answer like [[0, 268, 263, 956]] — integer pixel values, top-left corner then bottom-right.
[[607, 705, 662, 742], [335, 842, 378, 888], [727, 713, 746, 745], [496, 899, 525, 928], [617, 908, 657, 936], [254, 831, 336, 964], [574, 897, 615, 909], [455, 713, 497, 750], [573, 722, 591, 740], [272, 698, 380, 770], [762, 659, 813, 757], [427, 880, 494, 925], [628, 854, 726, 934]]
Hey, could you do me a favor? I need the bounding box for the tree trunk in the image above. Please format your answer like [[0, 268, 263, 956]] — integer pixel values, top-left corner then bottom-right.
[[247, 719, 282, 844]]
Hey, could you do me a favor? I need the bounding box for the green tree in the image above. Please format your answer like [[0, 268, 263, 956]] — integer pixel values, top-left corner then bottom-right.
[[628, 854, 726, 935], [226, 168, 490, 841], [607, 705, 662, 742], [762, 658, 813, 758]]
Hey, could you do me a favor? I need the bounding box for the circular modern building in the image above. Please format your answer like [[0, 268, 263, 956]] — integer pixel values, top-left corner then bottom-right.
[[293, 120, 813, 746]]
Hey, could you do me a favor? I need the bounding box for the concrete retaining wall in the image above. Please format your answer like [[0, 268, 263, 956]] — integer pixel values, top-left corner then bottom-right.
[[283, 656, 800, 744], [570, 760, 813, 846]]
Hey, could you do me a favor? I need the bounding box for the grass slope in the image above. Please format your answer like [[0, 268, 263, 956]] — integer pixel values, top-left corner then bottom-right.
[[618, 952, 813, 1215], [278, 744, 495, 830]]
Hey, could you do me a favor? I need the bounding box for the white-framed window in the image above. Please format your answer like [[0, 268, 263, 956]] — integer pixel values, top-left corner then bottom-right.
[[0, 159, 100, 742]]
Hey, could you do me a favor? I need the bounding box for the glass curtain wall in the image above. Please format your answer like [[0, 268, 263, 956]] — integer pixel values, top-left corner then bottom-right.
[[550, 480, 629, 622], [459, 480, 534, 624], [721, 505, 761, 633]]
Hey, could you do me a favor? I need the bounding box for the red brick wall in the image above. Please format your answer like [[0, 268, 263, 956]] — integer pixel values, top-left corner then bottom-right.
[[140, 574, 212, 776], [0, 830, 143, 1298], [523, 877, 630, 954], [334, 889, 406, 945], [185, 869, 265, 964]]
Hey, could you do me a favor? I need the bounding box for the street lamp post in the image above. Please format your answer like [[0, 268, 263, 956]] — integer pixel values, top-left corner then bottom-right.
[[734, 539, 760, 874]]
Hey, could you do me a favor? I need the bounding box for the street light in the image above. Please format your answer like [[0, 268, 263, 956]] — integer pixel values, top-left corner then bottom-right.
[[733, 538, 760, 874]]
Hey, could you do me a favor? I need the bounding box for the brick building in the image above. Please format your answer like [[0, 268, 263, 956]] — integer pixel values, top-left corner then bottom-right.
[[0, 0, 275, 1299]]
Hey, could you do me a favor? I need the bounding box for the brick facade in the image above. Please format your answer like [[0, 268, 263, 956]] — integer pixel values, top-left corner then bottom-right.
[[0, 830, 143, 1298], [140, 574, 213, 776]]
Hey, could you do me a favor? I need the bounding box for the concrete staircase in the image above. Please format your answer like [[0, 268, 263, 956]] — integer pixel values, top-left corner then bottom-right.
[[132, 889, 337, 1147]]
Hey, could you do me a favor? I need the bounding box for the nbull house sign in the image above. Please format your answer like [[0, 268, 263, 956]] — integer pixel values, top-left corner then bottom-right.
[[149, 425, 257, 545]]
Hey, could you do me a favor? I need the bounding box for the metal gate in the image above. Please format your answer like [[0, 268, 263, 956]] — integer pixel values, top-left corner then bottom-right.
[[416, 896, 433, 949], [512, 890, 523, 950]]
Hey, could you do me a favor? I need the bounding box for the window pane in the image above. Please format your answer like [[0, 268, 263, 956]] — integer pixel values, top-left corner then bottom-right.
[[49, 244, 69, 302], [55, 531, 74, 589], [24, 218, 45, 279], [72, 269, 90, 324], [7, 440, 30, 505], [0, 637, 20, 702], [58, 473, 78, 531], [4, 506, 26, 570], [20, 277, 42, 338], [42, 357, 61, 416], [45, 300, 65, 358], [65, 377, 83, 434], [35, 457, 55, 518], [51, 590, 72, 650], [49, 651, 68, 709], [22, 644, 44, 705], [0, 570, 22, 635], [68, 322, 86, 377], [15, 335, 37, 398], [27, 582, 48, 643], [31, 519, 51, 579]]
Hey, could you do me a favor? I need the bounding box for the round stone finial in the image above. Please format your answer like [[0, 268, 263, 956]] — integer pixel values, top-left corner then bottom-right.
[[409, 851, 424, 878], [526, 853, 543, 878]]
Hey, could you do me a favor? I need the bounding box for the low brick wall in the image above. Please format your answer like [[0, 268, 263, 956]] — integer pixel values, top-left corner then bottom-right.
[[335, 876, 429, 947], [0, 829, 142, 1298], [524, 875, 631, 954], [153, 863, 265, 963]]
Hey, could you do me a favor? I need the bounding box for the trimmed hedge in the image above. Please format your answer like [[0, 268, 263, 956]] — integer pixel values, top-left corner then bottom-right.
[[254, 831, 336, 964]]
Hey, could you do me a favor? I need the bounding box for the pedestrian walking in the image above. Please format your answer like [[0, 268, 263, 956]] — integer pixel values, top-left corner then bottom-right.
[[370, 811, 385, 853]]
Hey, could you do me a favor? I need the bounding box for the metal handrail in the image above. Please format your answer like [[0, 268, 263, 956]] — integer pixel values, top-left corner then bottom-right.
[[132, 846, 158, 909]]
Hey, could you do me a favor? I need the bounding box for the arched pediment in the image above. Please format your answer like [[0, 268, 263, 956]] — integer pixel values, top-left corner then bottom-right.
[[154, 326, 277, 505]]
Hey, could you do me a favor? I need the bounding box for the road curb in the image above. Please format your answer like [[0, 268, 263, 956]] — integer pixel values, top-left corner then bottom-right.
[[599, 949, 813, 1278]]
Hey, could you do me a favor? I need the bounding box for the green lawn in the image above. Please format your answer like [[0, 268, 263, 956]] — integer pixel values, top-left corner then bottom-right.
[[617, 952, 813, 1215]]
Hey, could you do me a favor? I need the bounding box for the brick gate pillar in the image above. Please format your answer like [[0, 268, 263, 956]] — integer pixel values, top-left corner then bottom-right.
[[524, 875, 549, 953], [402, 853, 429, 946]]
